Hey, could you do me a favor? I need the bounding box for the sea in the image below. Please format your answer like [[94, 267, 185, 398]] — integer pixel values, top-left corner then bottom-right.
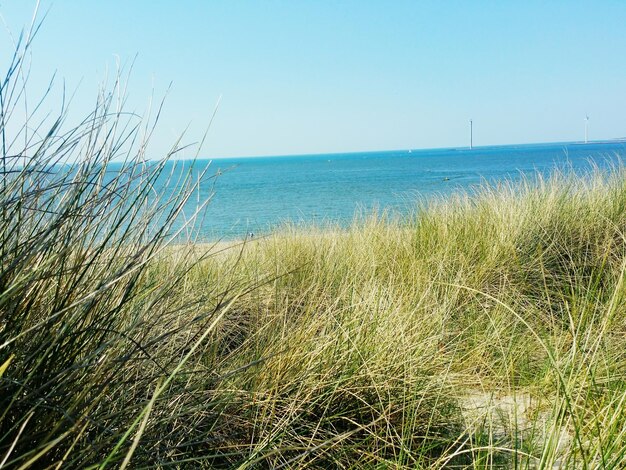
[[159, 141, 626, 240]]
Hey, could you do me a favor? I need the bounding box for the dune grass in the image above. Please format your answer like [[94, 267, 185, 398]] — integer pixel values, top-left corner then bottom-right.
[[3, 128, 626, 469], [179, 169, 625, 469], [3, 13, 626, 469]]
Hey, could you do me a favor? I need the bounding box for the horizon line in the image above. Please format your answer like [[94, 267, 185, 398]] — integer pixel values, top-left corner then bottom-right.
[[194, 136, 626, 161]]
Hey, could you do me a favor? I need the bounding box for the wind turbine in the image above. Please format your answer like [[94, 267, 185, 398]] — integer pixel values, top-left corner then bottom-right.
[[584, 114, 589, 144]]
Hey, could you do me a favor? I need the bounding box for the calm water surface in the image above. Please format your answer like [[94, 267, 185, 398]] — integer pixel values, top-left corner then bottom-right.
[[154, 141, 626, 240]]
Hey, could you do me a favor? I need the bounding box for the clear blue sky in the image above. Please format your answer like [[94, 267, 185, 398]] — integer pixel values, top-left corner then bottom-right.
[[1, 1, 626, 158]]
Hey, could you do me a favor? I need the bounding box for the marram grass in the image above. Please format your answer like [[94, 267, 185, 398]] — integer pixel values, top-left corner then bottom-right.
[[198, 169, 626, 469], [103, 168, 626, 468], [3, 154, 626, 468], [4, 158, 626, 469]]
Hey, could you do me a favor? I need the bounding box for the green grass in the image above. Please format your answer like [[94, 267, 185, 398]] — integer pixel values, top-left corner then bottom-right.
[[2, 14, 626, 469], [190, 169, 626, 469]]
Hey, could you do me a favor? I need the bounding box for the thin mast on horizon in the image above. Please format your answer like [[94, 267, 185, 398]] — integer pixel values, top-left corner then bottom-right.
[[469, 119, 473, 149], [584, 115, 589, 144]]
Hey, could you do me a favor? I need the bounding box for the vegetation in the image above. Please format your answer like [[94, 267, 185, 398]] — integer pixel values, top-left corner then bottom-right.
[[187, 169, 626, 468], [2, 13, 626, 470]]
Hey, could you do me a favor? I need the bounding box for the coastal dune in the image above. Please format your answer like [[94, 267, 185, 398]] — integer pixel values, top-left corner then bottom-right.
[[2, 156, 626, 467], [132, 169, 626, 467], [1, 12, 625, 466]]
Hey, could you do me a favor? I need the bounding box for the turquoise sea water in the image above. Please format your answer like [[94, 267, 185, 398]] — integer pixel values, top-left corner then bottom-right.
[[162, 141, 626, 240]]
